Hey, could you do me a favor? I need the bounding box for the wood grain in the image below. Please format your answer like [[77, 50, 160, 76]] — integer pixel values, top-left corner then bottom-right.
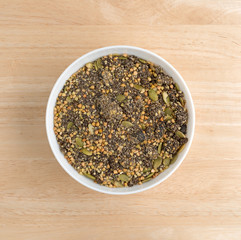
[[0, 1, 241, 240]]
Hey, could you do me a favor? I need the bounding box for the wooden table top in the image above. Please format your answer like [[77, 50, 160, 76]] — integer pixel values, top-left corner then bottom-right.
[[1, 1, 241, 239]]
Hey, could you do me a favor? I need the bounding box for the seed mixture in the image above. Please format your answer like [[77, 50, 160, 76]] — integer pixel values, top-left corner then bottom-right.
[[54, 54, 188, 188]]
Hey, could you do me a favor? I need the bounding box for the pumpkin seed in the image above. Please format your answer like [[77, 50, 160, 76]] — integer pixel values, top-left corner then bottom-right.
[[153, 157, 162, 169], [118, 56, 127, 60], [86, 62, 93, 69], [148, 89, 158, 101], [158, 142, 162, 154], [180, 97, 185, 106], [112, 53, 120, 56], [164, 114, 172, 121], [162, 91, 170, 106], [79, 112, 83, 119], [114, 181, 124, 187], [163, 158, 171, 166], [146, 172, 154, 178], [143, 167, 151, 173], [83, 172, 95, 180], [139, 59, 147, 63], [178, 144, 186, 153], [96, 58, 102, 69], [94, 61, 98, 71], [140, 124, 146, 130], [82, 148, 92, 156], [175, 83, 180, 91], [142, 178, 152, 183], [175, 130, 186, 138], [134, 84, 145, 93], [171, 154, 178, 164], [118, 174, 130, 182], [136, 144, 141, 150], [67, 122, 74, 129], [88, 124, 94, 135], [116, 94, 126, 102], [66, 96, 71, 103], [164, 107, 173, 116], [121, 121, 133, 128], [76, 137, 84, 147]]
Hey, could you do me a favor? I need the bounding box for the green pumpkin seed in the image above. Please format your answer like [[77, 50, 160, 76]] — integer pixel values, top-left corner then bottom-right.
[[94, 61, 98, 71], [83, 172, 95, 180], [82, 148, 92, 156], [88, 124, 94, 135], [86, 62, 93, 69], [153, 157, 162, 169], [118, 56, 127, 60], [134, 84, 145, 93], [162, 91, 170, 106], [143, 167, 151, 173], [139, 59, 147, 63], [67, 122, 74, 129], [146, 172, 154, 178], [121, 121, 133, 128], [136, 144, 141, 150], [175, 83, 180, 91], [180, 97, 185, 106], [171, 154, 178, 164], [76, 137, 84, 147], [96, 58, 102, 69], [148, 89, 158, 101], [142, 178, 152, 183], [164, 107, 173, 115], [66, 96, 71, 103], [79, 112, 83, 119], [116, 94, 126, 102], [118, 174, 130, 182], [175, 130, 186, 138], [163, 158, 171, 166], [140, 124, 146, 130], [114, 181, 124, 187], [158, 142, 162, 154], [178, 144, 186, 153], [164, 114, 172, 121]]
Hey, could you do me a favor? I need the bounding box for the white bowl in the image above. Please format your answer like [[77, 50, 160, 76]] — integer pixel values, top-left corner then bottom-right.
[[46, 46, 195, 195]]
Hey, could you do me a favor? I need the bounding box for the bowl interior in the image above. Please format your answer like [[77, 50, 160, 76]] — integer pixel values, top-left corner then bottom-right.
[[46, 46, 195, 195]]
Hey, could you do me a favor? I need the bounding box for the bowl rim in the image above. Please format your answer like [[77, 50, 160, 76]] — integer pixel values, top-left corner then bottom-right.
[[46, 45, 195, 195]]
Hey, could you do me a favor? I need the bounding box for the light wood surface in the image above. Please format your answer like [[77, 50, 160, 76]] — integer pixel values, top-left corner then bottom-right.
[[1, 1, 241, 239]]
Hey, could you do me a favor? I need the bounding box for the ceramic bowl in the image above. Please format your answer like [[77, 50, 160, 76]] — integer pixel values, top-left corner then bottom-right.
[[46, 46, 195, 195]]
